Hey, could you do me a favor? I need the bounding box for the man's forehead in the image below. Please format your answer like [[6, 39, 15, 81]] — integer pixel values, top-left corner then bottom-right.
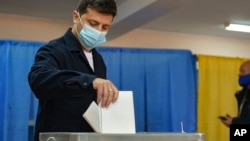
[[243, 61, 250, 66], [82, 8, 113, 24], [241, 61, 250, 70]]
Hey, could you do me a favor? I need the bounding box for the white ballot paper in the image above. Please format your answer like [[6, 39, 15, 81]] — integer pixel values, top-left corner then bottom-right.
[[83, 91, 136, 133]]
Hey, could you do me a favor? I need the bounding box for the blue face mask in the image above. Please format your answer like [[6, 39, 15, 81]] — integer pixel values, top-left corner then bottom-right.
[[238, 74, 250, 88], [77, 15, 107, 50]]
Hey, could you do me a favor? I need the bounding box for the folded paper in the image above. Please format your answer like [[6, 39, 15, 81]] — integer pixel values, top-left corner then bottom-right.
[[83, 91, 135, 133]]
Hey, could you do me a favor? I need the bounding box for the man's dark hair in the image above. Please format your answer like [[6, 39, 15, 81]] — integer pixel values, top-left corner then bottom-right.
[[77, 0, 117, 17]]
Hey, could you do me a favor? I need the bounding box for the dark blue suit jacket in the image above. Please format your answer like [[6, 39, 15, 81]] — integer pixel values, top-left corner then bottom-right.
[[28, 29, 106, 141], [233, 88, 250, 125]]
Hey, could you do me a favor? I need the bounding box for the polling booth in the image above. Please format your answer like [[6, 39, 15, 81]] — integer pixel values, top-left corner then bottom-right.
[[0, 40, 199, 141]]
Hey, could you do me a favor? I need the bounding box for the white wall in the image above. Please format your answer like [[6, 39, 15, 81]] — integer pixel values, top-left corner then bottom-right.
[[1, 14, 250, 58], [0, 14, 71, 42], [105, 29, 250, 58]]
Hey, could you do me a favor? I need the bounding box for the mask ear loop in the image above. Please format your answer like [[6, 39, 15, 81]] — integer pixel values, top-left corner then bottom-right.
[[75, 12, 83, 45], [78, 12, 81, 21], [76, 12, 84, 34], [77, 11, 85, 23]]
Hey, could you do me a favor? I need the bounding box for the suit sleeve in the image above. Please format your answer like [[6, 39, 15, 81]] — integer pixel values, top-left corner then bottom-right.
[[232, 117, 250, 125]]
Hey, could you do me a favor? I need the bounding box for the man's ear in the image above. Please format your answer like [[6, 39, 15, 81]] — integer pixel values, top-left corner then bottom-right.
[[72, 10, 79, 24]]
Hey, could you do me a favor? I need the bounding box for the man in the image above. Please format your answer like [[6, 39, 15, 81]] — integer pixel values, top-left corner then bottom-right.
[[28, 0, 119, 141], [219, 60, 250, 127]]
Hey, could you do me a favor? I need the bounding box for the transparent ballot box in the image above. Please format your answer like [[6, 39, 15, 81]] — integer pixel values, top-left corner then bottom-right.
[[40, 132, 205, 141]]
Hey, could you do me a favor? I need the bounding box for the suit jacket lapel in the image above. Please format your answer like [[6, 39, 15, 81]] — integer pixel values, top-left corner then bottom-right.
[[79, 51, 94, 74]]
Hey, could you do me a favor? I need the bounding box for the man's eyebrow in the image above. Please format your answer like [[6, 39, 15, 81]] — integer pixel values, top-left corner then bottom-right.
[[103, 24, 110, 27], [88, 19, 98, 23], [88, 19, 110, 25]]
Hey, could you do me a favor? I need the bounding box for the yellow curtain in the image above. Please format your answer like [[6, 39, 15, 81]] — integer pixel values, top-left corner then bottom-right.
[[197, 55, 247, 141]]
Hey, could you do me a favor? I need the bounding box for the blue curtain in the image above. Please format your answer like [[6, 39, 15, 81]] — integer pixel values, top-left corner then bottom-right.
[[0, 40, 197, 141], [98, 48, 197, 132], [0, 40, 43, 141]]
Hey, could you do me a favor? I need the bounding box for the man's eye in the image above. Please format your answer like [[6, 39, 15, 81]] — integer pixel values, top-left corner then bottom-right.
[[102, 26, 109, 31], [102, 28, 108, 31]]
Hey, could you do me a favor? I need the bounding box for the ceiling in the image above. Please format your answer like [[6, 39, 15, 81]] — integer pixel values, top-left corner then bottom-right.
[[1, 0, 250, 40]]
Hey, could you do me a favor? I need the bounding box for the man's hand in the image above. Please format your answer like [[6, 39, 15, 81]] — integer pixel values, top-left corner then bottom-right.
[[92, 78, 119, 107], [220, 114, 233, 127]]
